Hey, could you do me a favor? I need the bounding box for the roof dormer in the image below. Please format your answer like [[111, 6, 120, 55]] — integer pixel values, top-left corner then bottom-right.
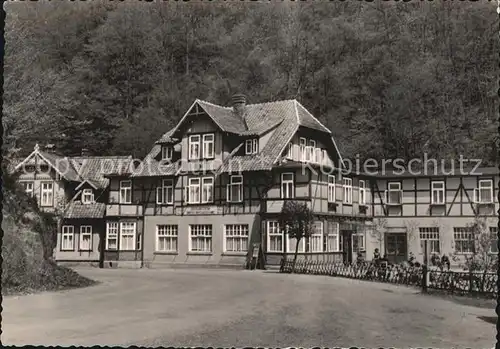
[[245, 138, 259, 155], [81, 188, 95, 204]]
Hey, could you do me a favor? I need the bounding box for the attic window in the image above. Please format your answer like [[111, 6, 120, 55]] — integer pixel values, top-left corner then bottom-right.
[[161, 146, 173, 161], [82, 189, 94, 204], [245, 139, 258, 155]]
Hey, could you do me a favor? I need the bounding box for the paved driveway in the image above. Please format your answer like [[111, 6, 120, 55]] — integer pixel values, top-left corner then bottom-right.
[[2, 268, 496, 348]]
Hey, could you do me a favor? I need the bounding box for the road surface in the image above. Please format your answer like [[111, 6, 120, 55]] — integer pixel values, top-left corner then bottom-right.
[[2, 268, 496, 348]]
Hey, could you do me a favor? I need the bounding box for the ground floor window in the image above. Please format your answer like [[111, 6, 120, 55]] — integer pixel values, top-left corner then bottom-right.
[[352, 233, 365, 252], [120, 222, 137, 251], [453, 227, 474, 254], [61, 225, 74, 251], [419, 227, 440, 254], [309, 222, 323, 252], [267, 221, 283, 252], [189, 224, 212, 252], [79, 225, 92, 251], [224, 224, 249, 252], [156, 225, 178, 252], [106, 222, 119, 250], [325, 221, 340, 252]]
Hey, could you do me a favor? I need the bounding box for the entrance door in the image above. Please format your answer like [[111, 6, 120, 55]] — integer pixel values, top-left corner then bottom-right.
[[385, 233, 407, 264], [341, 230, 353, 264]]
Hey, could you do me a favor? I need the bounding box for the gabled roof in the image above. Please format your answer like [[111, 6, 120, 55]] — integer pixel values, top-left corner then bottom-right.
[[71, 156, 133, 188], [148, 98, 344, 173], [295, 102, 331, 133], [14, 146, 80, 181], [13, 145, 133, 188]]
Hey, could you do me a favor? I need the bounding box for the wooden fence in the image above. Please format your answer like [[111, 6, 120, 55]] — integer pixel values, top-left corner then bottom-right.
[[279, 257, 497, 298]]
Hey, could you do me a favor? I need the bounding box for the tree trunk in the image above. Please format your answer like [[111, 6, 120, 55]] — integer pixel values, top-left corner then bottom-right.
[[292, 237, 300, 273]]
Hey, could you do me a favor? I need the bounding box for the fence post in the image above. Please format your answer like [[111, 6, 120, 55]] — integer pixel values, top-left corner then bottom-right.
[[468, 270, 473, 294], [422, 264, 428, 293]]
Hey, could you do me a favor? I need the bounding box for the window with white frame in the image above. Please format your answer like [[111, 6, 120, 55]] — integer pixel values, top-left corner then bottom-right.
[[328, 175, 336, 203], [322, 149, 328, 164], [419, 227, 440, 254], [475, 179, 493, 204], [386, 182, 402, 205], [161, 146, 173, 161], [245, 139, 258, 155], [79, 225, 92, 251], [343, 178, 352, 204], [202, 177, 214, 203], [299, 137, 307, 161], [119, 180, 132, 204], [156, 225, 178, 252], [286, 142, 293, 159], [267, 221, 283, 252], [453, 227, 474, 254], [157, 179, 174, 205], [359, 180, 366, 205], [431, 181, 445, 204], [82, 188, 94, 204], [187, 178, 201, 203], [489, 227, 498, 253], [325, 221, 340, 252], [227, 175, 243, 203], [314, 148, 322, 164], [202, 134, 215, 159], [21, 181, 34, 196], [61, 225, 74, 250], [106, 222, 119, 250], [352, 233, 365, 252], [41, 181, 54, 206], [120, 222, 136, 251], [188, 135, 201, 160], [136, 232, 142, 251], [281, 172, 294, 199], [224, 224, 249, 252], [189, 225, 212, 252], [310, 222, 323, 252], [308, 140, 316, 162]]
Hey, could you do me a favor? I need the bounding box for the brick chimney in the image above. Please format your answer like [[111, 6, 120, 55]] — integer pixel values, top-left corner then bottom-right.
[[81, 148, 90, 157], [44, 144, 56, 153], [231, 93, 247, 118]]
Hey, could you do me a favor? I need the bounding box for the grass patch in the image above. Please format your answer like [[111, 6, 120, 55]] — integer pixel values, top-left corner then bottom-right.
[[3, 260, 98, 296]]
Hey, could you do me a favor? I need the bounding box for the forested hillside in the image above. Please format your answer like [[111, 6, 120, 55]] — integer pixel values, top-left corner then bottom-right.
[[4, 1, 498, 164]]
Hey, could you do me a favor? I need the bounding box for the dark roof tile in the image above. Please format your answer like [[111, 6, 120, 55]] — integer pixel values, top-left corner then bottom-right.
[[64, 202, 106, 219]]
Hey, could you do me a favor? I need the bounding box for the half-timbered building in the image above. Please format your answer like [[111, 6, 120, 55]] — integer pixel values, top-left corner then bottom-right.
[[14, 96, 498, 269], [13, 145, 133, 266], [103, 95, 372, 268], [370, 167, 498, 265]]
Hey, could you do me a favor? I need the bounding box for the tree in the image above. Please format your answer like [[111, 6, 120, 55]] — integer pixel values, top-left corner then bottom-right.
[[370, 218, 387, 253], [279, 200, 314, 272], [462, 210, 497, 272]]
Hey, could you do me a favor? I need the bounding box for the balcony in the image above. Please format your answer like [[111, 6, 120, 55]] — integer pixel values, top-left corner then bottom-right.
[[285, 144, 334, 168]]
